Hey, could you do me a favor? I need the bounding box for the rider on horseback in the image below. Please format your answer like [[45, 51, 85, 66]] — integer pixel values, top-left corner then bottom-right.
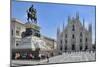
[[27, 4, 37, 23]]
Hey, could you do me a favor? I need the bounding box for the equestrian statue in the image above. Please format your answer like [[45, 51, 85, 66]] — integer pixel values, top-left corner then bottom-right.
[[27, 5, 37, 23]]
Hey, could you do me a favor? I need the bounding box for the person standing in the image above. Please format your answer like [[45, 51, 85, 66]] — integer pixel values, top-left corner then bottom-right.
[[47, 54, 49, 63]]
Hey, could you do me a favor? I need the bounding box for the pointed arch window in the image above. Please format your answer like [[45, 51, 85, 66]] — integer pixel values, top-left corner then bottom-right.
[[60, 40, 62, 45], [80, 45, 82, 50], [85, 45, 88, 50], [12, 29, 13, 36], [72, 44, 75, 50], [80, 32, 82, 37], [72, 34, 75, 39], [86, 38, 88, 42], [72, 24, 75, 31], [65, 45, 67, 51], [80, 39, 82, 42], [65, 40, 67, 44], [65, 34, 67, 38], [60, 46, 62, 50]]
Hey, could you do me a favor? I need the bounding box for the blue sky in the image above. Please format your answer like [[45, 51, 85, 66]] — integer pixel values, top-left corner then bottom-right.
[[12, 1, 96, 44]]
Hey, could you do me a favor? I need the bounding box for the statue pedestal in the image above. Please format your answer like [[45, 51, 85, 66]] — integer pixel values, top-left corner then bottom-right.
[[19, 35, 51, 59], [25, 22, 40, 30], [22, 22, 41, 38], [18, 22, 51, 59]]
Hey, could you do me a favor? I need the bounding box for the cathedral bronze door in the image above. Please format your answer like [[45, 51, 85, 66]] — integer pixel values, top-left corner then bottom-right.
[[80, 43, 82, 51], [72, 44, 75, 50], [85, 45, 88, 51], [80, 46, 82, 51], [85, 43, 88, 51]]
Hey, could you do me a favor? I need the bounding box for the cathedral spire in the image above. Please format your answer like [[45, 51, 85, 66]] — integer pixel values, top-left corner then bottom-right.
[[88, 23, 92, 33], [83, 18, 85, 27], [76, 12, 79, 20], [62, 22, 65, 52], [57, 26, 60, 39], [57, 26, 60, 53], [63, 22, 65, 30], [68, 15, 70, 23]]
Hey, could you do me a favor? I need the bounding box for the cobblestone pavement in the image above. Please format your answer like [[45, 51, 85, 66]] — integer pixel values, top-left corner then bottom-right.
[[11, 59, 47, 66], [49, 51, 96, 64], [11, 51, 96, 66]]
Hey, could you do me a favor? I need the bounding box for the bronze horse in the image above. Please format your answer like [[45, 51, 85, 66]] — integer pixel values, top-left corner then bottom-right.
[[27, 6, 37, 23]]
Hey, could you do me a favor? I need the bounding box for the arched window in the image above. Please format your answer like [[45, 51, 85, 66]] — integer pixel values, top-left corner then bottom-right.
[[72, 44, 75, 50], [16, 43, 19, 46], [65, 45, 67, 51], [65, 34, 67, 38], [72, 34, 75, 39], [85, 45, 88, 50], [12, 29, 13, 36], [80, 39, 82, 42], [80, 32, 82, 37], [65, 40, 67, 44], [60, 46, 62, 50], [86, 38, 88, 42], [72, 25, 75, 31], [80, 45, 82, 50], [60, 40, 62, 44], [92, 45, 96, 50]]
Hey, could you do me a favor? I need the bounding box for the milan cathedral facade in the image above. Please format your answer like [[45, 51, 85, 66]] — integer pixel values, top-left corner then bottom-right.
[[57, 13, 92, 53]]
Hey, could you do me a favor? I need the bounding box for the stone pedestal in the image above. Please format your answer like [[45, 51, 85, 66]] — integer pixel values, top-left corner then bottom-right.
[[13, 22, 42, 59], [22, 22, 41, 38]]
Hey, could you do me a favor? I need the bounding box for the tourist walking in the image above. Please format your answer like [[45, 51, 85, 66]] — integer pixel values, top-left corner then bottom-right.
[[47, 55, 49, 63]]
